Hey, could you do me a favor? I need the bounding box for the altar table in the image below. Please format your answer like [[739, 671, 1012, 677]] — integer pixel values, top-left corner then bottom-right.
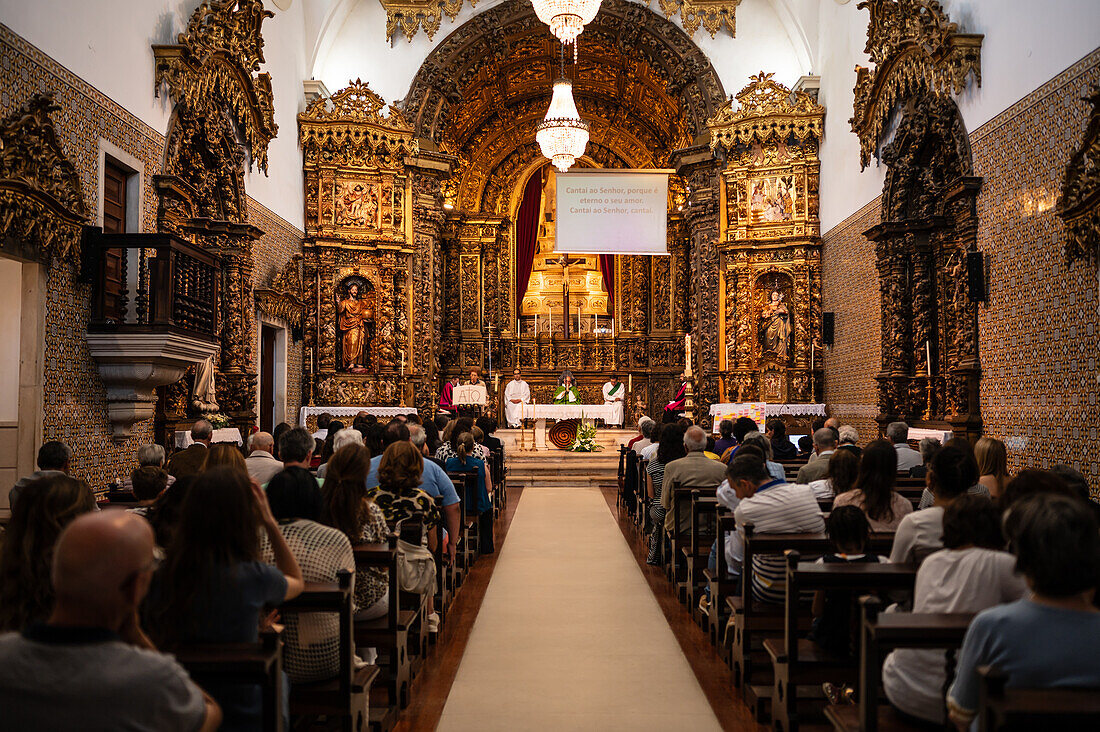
[[175, 427, 243, 449], [299, 405, 418, 427], [521, 403, 619, 451]]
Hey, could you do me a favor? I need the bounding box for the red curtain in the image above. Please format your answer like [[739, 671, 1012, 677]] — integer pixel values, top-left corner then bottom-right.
[[514, 171, 543, 307], [599, 254, 615, 306]]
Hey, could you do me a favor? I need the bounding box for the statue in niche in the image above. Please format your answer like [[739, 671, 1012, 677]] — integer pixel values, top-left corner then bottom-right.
[[337, 278, 374, 372], [191, 355, 220, 414], [760, 290, 791, 361]]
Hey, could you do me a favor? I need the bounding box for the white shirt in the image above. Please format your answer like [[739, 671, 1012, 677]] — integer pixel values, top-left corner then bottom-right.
[[716, 479, 743, 573], [631, 438, 652, 454], [889, 506, 945, 565], [245, 450, 284, 486], [735, 482, 825, 603], [894, 443, 924, 472], [883, 548, 1028, 723], [641, 442, 659, 460], [806, 478, 835, 500]]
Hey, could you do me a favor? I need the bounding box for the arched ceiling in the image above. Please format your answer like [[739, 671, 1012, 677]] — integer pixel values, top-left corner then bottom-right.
[[401, 0, 727, 213]]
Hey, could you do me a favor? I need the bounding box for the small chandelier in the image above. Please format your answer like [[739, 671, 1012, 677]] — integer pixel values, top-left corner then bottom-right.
[[536, 77, 589, 172], [532, 0, 602, 52]]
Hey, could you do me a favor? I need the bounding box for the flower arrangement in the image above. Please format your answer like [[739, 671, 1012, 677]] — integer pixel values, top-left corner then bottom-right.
[[205, 413, 233, 429], [569, 417, 603, 452]]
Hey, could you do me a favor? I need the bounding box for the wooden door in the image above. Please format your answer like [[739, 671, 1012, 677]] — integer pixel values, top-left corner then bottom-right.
[[260, 324, 277, 433], [102, 161, 128, 321]]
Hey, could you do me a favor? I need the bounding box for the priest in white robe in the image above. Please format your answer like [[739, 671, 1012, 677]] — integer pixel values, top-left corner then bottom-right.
[[504, 368, 531, 428], [602, 374, 625, 426]]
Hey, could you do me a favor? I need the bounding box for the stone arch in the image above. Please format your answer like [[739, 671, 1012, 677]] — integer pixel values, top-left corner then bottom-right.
[[868, 93, 982, 440]]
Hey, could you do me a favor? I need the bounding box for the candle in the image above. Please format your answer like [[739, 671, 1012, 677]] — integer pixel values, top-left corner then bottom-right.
[[628, 373, 632, 391], [516, 318, 520, 335], [811, 342, 815, 373], [535, 313, 538, 334], [685, 333, 692, 370], [399, 349, 405, 377], [595, 313, 598, 337], [577, 304, 581, 336], [309, 349, 313, 372], [612, 319, 615, 338], [549, 309, 552, 335], [925, 340, 932, 377]]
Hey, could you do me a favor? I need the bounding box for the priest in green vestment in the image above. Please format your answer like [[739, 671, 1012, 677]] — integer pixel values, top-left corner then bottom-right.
[[553, 371, 580, 404], [602, 374, 625, 426]]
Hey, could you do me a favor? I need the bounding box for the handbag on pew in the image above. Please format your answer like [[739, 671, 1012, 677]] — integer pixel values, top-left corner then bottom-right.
[[395, 538, 437, 595]]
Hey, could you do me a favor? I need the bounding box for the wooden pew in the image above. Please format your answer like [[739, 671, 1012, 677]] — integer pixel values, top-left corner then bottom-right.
[[664, 480, 720, 594], [685, 492, 720, 618], [174, 630, 285, 732], [704, 509, 737, 648], [448, 471, 486, 564], [767, 553, 918, 732], [280, 571, 381, 731], [727, 525, 895, 722], [353, 537, 413, 715], [824, 597, 974, 732], [977, 665, 1100, 731]]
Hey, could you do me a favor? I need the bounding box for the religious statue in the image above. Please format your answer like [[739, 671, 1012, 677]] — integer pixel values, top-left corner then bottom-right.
[[337, 280, 373, 372], [191, 355, 219, 414], [760, 290, 791, 361], [553, 371, 580, 404]]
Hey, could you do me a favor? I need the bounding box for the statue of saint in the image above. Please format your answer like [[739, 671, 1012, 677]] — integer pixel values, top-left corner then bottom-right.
[[191, 355, 219, 414], [337, 281, 373, 371], [760, 290, 791, 361]]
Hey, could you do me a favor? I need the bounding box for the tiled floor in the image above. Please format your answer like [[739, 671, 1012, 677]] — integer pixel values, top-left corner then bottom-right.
[[436, 486, 723, 731]]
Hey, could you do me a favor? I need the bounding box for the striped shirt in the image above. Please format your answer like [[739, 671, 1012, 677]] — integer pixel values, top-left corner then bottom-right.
[[734, 481, 825, 604]]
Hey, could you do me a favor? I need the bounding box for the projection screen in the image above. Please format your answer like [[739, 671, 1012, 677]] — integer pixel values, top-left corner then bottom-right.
[[554, 169, 671, 255]]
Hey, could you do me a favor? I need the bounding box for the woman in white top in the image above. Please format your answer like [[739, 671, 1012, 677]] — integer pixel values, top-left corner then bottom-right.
[[882, 494, 1027, 723]]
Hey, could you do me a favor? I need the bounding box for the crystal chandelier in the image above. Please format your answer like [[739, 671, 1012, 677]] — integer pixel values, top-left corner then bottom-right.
[[536, 77, 589, 172], [532, 0, 602, 51]]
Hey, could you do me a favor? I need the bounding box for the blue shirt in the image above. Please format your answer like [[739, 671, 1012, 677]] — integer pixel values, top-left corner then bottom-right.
[[444, 455, 491, 514], [948, 598, 1100, 717], [366, 452, 460, 507]]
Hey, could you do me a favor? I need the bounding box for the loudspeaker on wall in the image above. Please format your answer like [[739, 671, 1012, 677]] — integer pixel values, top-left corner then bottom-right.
[[822, 312, 835, 346], [966, 250, 986, 303]]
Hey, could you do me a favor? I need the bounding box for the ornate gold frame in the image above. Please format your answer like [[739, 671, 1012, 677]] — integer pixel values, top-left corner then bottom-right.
[[1058, 85, 1100, 265]]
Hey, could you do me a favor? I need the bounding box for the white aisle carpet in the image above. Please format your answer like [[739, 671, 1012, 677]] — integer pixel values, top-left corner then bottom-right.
[[437, 487, 723, 731]]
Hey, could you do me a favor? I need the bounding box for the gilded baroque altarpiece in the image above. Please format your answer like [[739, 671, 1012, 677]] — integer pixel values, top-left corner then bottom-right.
[[708, 72, 824, 405]]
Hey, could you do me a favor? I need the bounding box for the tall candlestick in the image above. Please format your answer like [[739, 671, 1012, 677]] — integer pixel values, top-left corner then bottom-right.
[[925, 340, 932, 377]]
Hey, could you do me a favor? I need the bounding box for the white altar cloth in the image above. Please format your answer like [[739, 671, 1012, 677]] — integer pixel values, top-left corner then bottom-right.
[[299, 405, 418, 426], [708, 403, 826, 418], [521, 404, 619, 422], [175, 427, 243, 449], [521, 404, 619, 451]]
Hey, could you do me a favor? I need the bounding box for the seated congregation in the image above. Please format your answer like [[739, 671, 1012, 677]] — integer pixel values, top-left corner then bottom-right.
[[618, 415, 1100, 730], [0, 412, 508, 731]]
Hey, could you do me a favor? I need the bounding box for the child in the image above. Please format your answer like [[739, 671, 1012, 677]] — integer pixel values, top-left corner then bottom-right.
[[810, 506, 886, 656]]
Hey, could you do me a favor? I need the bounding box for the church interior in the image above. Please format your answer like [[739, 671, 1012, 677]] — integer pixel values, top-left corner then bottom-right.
[[1, 0, 1100, 729]]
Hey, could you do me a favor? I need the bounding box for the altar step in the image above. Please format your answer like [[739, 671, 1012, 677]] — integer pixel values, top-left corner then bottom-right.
[[504, 451, 622, 490]]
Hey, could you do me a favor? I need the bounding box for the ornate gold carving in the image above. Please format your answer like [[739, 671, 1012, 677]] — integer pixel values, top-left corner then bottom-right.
[[850, 0, 982, 169], [380, 0, 466, 42], [654, 0, 741, 38], [708, 72, 824, 149], [153, 0, 278, 172], [299, 80, 418, 250], [0, 94, 87, 265], [255, 254, 304, 326], [1058, 85, 1100, 265], [867, 93, 982, 439]]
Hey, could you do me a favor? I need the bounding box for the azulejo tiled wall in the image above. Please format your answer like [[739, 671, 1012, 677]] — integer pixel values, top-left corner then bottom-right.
[[821, 199, 882, 443], [823, 47, 1100, 494], [0, 24, 305, 488]]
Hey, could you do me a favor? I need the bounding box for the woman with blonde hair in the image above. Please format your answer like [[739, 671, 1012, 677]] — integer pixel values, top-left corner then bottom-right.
[[974, 436, 1009, 499], [445, 432, 494, 554], [0, 474, 96, 631], [321, 444, 390, 619], [201, 443, 248, 474]]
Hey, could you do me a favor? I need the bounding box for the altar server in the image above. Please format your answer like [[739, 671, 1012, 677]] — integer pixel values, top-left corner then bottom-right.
[[439, 375, 459, 415], [664, 372, 688, 419], [504, 368, 531, 427], [602, 374, 625, 426]]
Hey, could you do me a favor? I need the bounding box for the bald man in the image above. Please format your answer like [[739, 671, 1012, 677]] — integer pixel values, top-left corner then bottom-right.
[[0, 512, 221, 731], [245, 431, 283, 486]]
